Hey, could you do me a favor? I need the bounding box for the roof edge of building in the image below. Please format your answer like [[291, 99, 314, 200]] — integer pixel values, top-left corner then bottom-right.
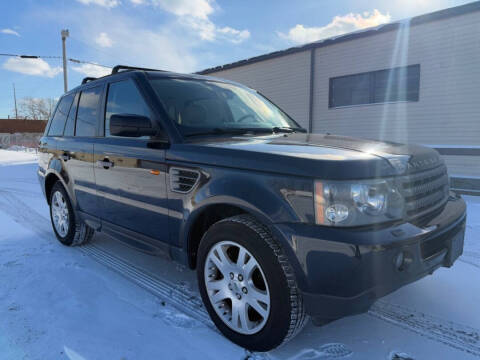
[[197, 1, 480, 75]]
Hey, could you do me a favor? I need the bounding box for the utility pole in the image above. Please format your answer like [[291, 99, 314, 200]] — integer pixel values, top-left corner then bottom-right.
[[61, 29, 69, 92], [13, 83, 18, 119]]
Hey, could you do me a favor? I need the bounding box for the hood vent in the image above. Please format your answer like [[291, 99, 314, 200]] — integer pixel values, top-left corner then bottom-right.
[[170, 167, 200, 193]]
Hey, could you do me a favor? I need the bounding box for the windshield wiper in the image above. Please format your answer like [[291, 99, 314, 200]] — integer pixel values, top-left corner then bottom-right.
[[184, 126, 307, 137], [184, 128, 272, 137], [272, 127, 307, 133]]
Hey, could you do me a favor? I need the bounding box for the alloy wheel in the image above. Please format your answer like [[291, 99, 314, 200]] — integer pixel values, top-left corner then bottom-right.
[[51, 191, 69, 237], [204, 241, 271, 335]]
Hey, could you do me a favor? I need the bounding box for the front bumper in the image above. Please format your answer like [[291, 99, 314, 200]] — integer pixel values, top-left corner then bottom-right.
[[274, 195, 466, 319]]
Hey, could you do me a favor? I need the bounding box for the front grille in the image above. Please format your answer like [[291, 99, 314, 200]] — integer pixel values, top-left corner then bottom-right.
[[400, 164, 449, 219]]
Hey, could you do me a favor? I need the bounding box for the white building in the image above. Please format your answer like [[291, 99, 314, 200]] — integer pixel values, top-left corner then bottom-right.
[[199, 2, 480, 195]]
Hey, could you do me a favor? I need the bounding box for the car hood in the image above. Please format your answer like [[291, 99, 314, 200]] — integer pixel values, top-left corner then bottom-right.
[[167, 133, 442, 179]]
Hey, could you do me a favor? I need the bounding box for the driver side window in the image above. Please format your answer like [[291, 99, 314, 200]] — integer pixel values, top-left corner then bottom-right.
[[105, 79, 151, 138]]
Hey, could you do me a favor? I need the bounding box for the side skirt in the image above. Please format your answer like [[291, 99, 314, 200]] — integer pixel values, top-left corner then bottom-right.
[[76, 210, 188, 265]]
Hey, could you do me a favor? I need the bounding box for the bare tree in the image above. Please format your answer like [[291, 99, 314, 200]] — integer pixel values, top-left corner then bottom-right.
[[45, 98, 57, 119], [16, 97, 57, 120]]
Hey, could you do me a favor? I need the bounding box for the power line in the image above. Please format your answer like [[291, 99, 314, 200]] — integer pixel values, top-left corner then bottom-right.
[[67, 58, 111, 68], [0, 53, 112, 68], [0, 53, 23, 57]]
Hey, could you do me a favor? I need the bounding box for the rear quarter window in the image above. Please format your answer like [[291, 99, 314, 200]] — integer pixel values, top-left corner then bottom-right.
[[47, 94, 74, 136], [76, 85, 102, 137], [63, 92, 79, 136]]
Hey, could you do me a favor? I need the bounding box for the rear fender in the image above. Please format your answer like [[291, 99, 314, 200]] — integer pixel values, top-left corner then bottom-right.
[[44, 158, 77, 208]]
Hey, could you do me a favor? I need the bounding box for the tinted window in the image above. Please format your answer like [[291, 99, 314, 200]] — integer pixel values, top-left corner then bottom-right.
[[331, 73, 370, 107], [105, 79, 151, 137], [76, 85, 102, 137], [150, 78, 299, 136], [64, 92, 79, 136], [48, 94, 74, 136], [329, 64, 420, 108], [373, 66, 420, 103]]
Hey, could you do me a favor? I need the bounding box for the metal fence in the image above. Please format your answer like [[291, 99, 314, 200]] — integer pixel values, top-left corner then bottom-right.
[[0, 133, 42, 149]]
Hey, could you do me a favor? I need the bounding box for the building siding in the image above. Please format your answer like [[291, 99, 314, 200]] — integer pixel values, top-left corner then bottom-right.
[[206, 51, 312, 129], [313, 11, 480, 147], [443, 155, 480, 177]]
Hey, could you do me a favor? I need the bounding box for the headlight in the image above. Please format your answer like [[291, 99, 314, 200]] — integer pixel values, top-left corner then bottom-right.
[[314, 179, 404, 226]]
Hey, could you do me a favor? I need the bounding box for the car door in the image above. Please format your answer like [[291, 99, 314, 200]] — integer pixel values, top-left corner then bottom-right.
[[56, 84, 103, 216], [94, 78, 170, 244]]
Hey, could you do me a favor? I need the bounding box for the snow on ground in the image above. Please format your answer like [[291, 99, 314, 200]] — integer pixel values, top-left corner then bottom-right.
[[0, 148, 38, 166], [0, 161, 479, 360]]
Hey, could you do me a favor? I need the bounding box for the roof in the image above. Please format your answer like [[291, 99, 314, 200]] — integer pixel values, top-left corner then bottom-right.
[[69, 66, 247, 94], [197, 1, 480, 75]]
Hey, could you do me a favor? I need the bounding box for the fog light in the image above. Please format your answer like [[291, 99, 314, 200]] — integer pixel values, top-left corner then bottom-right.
[[394, 252, 405, 271]]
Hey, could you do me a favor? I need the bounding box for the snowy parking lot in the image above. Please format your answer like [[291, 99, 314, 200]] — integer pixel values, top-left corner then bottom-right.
[[1, 149, 479, 360]]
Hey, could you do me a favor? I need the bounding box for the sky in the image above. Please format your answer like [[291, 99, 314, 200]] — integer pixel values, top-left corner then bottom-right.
[[0, 0, 473, 118]]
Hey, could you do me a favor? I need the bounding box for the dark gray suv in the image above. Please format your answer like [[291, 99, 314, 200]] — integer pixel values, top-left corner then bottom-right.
[[38, 65, 466, 351]]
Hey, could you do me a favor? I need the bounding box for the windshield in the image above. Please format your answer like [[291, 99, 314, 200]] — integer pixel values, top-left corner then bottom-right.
[[149, 78, 302, 136]]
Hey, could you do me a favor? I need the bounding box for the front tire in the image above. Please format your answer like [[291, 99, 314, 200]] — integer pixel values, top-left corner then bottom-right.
[[49, 181, 94, 246], [197, 215, 307, 351]]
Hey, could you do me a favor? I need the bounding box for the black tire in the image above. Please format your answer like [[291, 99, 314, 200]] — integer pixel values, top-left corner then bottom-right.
[[49, 181, 94, 246], [197, 214, 308, 351]]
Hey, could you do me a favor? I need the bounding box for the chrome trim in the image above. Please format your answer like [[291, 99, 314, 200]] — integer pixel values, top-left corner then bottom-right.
[[169, 167, 200, 194]]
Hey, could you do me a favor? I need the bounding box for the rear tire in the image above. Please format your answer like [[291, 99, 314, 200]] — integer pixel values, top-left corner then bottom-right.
[[49, 181, 94, 246], [197, 214, 308, 351]]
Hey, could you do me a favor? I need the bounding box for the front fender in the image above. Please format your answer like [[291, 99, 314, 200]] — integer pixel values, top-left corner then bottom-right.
[[182, 171, 302, 245], [195, 171, 308, 221], [177, 168, 312, 290]]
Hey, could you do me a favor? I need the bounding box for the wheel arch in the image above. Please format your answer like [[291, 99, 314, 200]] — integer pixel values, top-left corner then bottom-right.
[[185, 201, 250, 269], [44, 168, 74, 206], [184, 197, 302, 278]]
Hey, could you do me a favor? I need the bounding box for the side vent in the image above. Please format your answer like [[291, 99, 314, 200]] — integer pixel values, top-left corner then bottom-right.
[[170, 167, 200, 193]]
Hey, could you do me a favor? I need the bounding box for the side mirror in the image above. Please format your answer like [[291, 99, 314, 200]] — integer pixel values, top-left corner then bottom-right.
[[109, 114, 157, 137]]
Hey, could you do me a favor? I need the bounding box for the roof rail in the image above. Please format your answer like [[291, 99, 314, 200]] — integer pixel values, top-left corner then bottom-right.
[[80, 65, 165, 86], [111, 65, 165, 74], [81, 77, 97, 84]]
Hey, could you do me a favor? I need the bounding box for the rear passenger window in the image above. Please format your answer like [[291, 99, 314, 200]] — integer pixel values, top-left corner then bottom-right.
[[105, 79, 151, 137], [48, 94, 74, 136], [63, 92, 79, 136], [76, 85, 102, 137]]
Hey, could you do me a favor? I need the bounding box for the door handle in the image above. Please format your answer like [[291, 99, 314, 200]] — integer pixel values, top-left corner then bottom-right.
[[61, 153, 71, 161], [97, 159, 114, 169]]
